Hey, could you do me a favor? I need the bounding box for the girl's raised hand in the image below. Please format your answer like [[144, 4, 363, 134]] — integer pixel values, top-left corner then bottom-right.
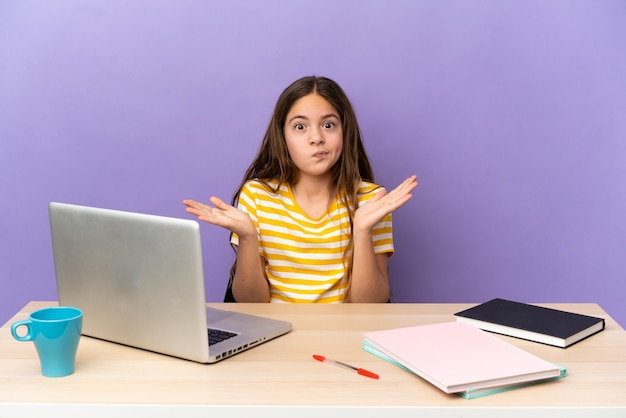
[[353, 175, 418, 234], [183, 197, 256, 238]]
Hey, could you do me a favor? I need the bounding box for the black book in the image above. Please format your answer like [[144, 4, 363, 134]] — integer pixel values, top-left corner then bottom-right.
[[454, 298, 605, 348]]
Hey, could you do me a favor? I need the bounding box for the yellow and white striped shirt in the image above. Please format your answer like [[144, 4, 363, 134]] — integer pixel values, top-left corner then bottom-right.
[[231, 180, 394, 303]]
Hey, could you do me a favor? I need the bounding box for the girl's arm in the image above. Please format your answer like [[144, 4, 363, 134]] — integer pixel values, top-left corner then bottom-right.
[[349, 232, 391, 302], [183, 197, 270, 302], [231, 236, 271, 302], [349, 175, 418, 302]]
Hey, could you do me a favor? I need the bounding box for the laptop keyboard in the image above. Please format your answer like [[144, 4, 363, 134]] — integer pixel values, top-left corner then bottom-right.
[[208, 328, 237, 345]]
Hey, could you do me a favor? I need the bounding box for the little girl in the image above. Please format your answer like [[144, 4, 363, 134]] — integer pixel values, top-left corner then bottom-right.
[[184, 76, 417, 303]]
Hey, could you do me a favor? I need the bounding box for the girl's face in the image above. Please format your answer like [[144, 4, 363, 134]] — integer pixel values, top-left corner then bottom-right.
[[283, 93, 343, 181]]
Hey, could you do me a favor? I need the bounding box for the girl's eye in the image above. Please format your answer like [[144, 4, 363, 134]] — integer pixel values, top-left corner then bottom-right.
[[323, 121, 335, 129], [295, 123, 305, 130]]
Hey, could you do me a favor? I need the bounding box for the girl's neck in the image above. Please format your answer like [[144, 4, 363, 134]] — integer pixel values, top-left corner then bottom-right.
[[291, 174, 336, 219], [292, 174, 333, 197]]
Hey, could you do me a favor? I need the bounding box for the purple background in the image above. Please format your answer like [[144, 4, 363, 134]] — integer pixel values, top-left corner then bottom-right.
[[1, 1, 625, 327]]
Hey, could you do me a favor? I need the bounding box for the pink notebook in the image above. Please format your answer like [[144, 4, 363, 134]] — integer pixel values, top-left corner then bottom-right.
[[363, 321, 562, 393]]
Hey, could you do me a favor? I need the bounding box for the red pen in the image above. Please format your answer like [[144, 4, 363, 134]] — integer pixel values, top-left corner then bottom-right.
[[313, 354, 379, 379]]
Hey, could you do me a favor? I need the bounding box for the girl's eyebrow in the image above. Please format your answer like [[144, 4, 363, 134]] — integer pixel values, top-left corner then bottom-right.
[[287, 113, 339, 124]]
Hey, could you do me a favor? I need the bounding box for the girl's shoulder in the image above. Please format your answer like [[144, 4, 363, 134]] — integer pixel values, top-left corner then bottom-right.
[[242, 179, 286, 196], [357, 180, 384, 198]]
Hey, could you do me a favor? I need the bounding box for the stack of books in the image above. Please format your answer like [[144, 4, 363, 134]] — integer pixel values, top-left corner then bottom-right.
[[363, 321, 567, 399]]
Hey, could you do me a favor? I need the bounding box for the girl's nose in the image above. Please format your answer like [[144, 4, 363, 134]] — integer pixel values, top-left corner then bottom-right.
[[309, 129, 325, 145]]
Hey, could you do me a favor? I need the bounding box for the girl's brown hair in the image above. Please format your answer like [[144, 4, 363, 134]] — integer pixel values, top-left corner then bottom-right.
[[227, 76, 375, 301]]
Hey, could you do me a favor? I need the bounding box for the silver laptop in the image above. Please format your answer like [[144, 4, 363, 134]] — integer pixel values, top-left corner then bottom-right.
[[48, 202, 292, 363]]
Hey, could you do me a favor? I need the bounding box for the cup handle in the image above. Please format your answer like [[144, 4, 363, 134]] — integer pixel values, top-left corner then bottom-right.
[[11, 320, 33, 341]]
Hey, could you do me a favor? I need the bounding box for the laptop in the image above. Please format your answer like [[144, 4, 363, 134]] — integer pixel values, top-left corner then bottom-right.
[[48, 202, 292, 363]]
